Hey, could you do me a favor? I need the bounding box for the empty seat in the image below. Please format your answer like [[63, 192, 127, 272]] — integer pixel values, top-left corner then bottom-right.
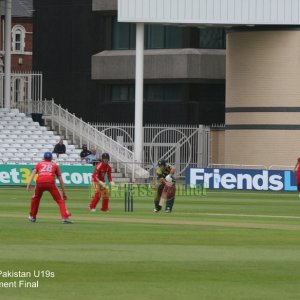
[[31, 148, 40, 153], [9, 156, 21, 161], [22, 144, 32, 148], [3, 117, 13, 121], [14, 116, 24, 121], [41, 144, 53, 148], [67, 158, 77, 163], [38, 139, 47, 143], [4, 139, 14, 143], [71, 149, 81, 154], [22, 157, 33, 163], [27, 125, 38, 130], [0, 157, 9, 163], [6, 148, 18, 153], [27, 139, 36, 144], [45, 131, 54, 135], [47, 139, 57, 144]]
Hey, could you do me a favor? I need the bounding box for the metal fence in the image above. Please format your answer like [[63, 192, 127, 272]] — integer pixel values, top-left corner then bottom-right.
[[0, 72, 43, 108], [16, 99, 149, 180], [92, 122, 211, 177]]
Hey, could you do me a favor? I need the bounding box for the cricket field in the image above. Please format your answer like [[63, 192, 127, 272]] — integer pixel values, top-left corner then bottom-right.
[[1, 186, 300, 300]]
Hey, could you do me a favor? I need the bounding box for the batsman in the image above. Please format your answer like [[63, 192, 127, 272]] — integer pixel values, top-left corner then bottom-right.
[[89, 153, 115, 212], [153, 159, 176, 213]]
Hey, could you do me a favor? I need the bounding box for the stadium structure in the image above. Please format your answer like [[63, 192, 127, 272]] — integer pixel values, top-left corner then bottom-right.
[[115, 0, 300, 168], [1, 0, 300, 176]]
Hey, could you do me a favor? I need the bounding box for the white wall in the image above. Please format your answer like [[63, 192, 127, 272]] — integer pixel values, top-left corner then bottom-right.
[[118, 0, 300, 25]]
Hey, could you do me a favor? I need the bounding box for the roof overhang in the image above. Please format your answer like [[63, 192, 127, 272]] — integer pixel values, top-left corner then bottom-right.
[[118, 0, 300, 26]]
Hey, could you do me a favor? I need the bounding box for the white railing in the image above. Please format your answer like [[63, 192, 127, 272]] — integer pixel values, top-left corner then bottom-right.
[[17, 99, 149, 180], [269, 165, 294, 170], [208, 164, 268, 170], [91, 122, 211, 177], [0, 72, 43, 107]]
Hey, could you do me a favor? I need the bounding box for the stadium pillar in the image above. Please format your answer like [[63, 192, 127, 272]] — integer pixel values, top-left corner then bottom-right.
[[4, 0, 11, 109], [134, 23, 144, 164]]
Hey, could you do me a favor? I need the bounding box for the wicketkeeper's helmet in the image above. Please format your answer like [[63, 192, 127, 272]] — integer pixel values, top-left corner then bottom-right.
[[44, 151, 53, 160], [102, 153, 110, 160]]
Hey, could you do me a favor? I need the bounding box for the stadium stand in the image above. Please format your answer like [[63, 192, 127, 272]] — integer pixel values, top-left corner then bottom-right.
[[0, 108, 130, 183], [0, 108, 82, 165]]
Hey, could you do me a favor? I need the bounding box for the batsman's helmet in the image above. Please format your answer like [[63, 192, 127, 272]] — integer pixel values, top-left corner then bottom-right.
[[157, 159, 166, 166], [44, 151, 53, 160], [102, 153, 110, 160]]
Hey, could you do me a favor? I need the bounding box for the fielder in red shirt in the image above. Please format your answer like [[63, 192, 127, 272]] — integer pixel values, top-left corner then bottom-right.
[[26, 151, 73, 224], [89, 153, 115, 212], [294, 157, 300, 197]]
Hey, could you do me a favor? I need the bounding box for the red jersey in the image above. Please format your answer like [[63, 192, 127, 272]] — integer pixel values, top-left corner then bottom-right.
[[34, 160, 61, 184], [92, 162, 112, 182]]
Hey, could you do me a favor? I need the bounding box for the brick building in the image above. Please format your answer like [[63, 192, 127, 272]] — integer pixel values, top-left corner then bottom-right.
[[0, 0, 33, 72]]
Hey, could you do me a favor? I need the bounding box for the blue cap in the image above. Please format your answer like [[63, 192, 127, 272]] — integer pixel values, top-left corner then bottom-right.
[[44, 151, 52, 160]]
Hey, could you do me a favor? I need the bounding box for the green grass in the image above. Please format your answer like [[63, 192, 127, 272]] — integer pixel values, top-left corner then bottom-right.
[[1, 187, 300, 300]]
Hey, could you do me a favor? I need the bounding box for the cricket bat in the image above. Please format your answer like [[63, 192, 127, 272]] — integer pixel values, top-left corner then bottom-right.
[[159, 189, 168, 206]]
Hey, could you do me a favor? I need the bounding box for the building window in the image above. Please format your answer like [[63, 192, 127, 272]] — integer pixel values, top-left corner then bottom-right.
[[145, 25, 183, 49], [199, 28, 226, 49], [145, 85, 184, 102], [112, 17, 184, 50], [12, 25, 26, 52], [111, 85, 135, 102], [110, 84, 184, 102], [112, 16, 136, 50]]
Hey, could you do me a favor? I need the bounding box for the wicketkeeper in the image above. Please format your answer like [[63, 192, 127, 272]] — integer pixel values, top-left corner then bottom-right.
[[89, 153, 115, 212]]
